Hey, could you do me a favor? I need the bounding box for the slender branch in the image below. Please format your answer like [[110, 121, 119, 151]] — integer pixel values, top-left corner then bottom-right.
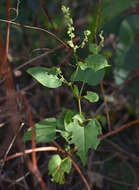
[[1, 123, 24, 171], [40, 0, 57, 33], [102, 139, 139, 163], [94, 0, 111, 131], [22, 94, 37, 168], [78, 98, 82, 115], [100, 119, 139, 140], [103, 175, 133, 187], [0, 146, 58, 162], [123, 160, 138, 190], [71, 158, 91, 190], [79, 81, 85, 97], [94, 0, 102, 44], [0, 18, 68, 47]]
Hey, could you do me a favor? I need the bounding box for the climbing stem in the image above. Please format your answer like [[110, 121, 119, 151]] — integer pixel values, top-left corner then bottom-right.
[[78, 98, 82, 115], [71, 53, 79, 84], [80, 81, 85, 97]]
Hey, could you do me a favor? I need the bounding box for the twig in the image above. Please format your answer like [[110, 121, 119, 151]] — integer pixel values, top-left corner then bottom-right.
[[22, 94, 37, 168], [123, 160, 138, 190], [0, 18, 68, 47], [14, 44, 67, 71], [0, 82, 37, 102], [0, 146, 58, 162], [100, 119, 139, 140], [102, 139, 139, 163], [94, 0, 111, 131], [94, 0, 102, 44], [40, 0, 57, 33], [59, 48, 73, 67], [103, 175, 133, 187], [0, 123, 24, 172], [92, 153, 118, 165], [71, 158, 91, 190]]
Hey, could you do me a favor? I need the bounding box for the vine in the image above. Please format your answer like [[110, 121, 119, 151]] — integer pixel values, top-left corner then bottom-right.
[[23, 5, 109, 185]]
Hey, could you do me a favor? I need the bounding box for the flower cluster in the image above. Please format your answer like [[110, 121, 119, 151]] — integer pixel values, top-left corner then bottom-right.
[[99, 31, 104, 48], [80, 30, 91, 48], [61, 6, 77, 52], [62, 5, 91, 52]]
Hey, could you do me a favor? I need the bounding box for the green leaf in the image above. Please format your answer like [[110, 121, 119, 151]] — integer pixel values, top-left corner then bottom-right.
[[71, 68, 105, 86], [56, 109, 77, 141], [64, 109, 77, 128], [56, 109, 67, 130], [80, 54, 110, 72], [27, 66, 62, 88], [66, 118, 102, 165], [48, 154, 62, 174], [48, 154, 72, 184], [84, 91, 99, 103], [23, 118, 56, 143], [60, 157, 72, 174]]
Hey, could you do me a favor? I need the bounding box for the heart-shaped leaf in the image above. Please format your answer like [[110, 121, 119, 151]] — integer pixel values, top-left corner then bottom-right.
[[71, 68, 105, 86], [66, 116, 102, 165]]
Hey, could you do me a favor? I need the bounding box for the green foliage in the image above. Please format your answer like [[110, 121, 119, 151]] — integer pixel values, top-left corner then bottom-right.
[[48, 154, 72, 184], [23, 118, 57, 143], [84, 91, 99, 103], [73, 85, 79, 98], [1, 0, 138, 189], [72, 68, 105, 86], [23, 4, 108, 183], [24, 109, 102, 166], [80, 54, 110, 72], [65, 116, 102, 165], [27, 66, 62, 88], [18, 0, 139, 187]]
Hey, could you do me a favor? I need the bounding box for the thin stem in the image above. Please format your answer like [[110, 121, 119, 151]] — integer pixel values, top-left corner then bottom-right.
[[94, 0, 102, 44], [71, 64, 79, 84], [70, 52, 83, 114], [77, 82, 86, 115], [78, 98, 82, 115], [0, 19, 68, 48], [100, 119, 139, 140], [71, 52, 80, 84], [0, 146, 58, 162], [70, 84, 82, 115], [71, 158, 91, 190], [80, 81, 85, 97]]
